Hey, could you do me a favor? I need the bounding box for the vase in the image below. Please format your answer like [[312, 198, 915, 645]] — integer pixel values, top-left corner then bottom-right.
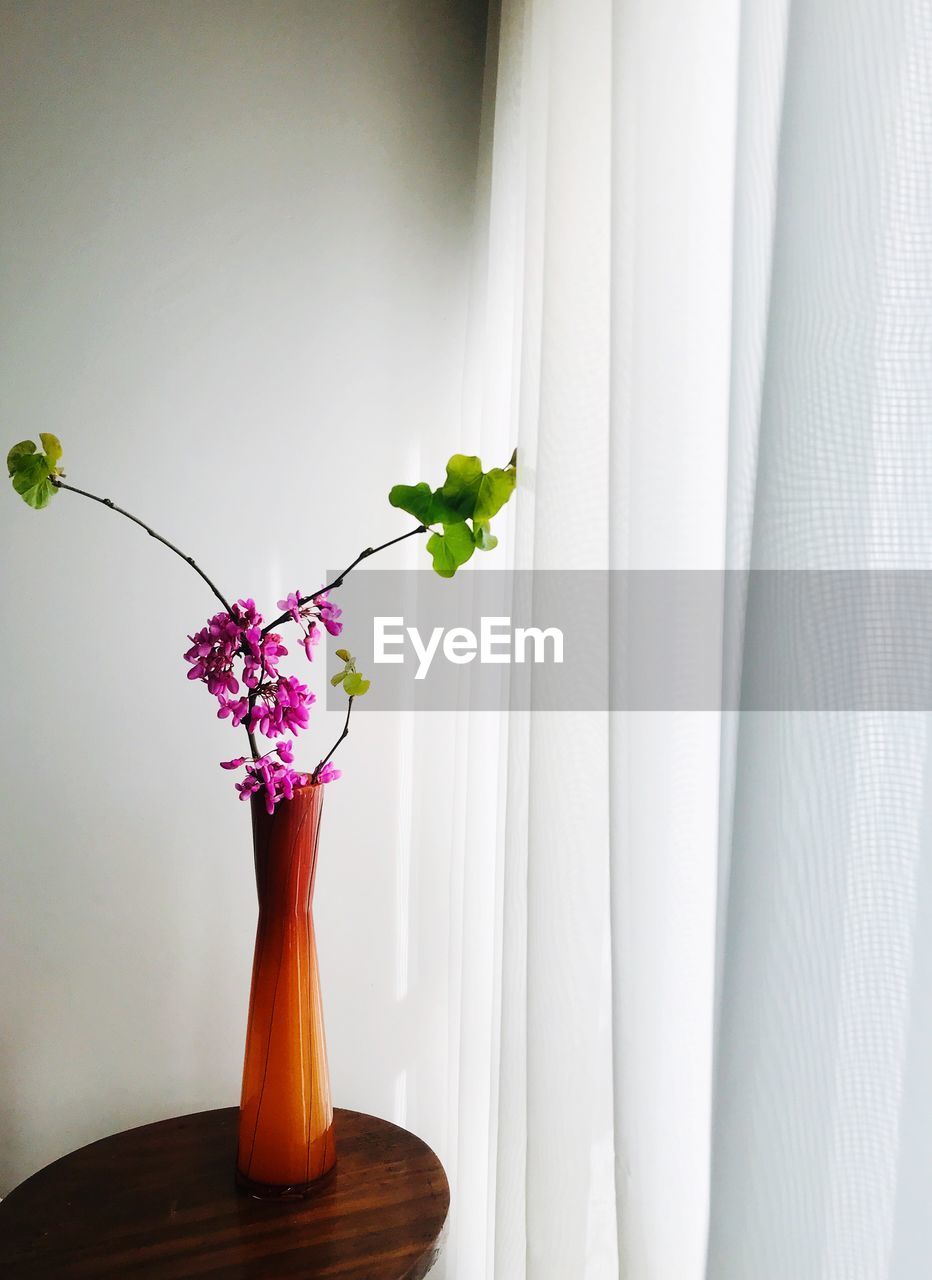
[[236, 782, 337, 1197]]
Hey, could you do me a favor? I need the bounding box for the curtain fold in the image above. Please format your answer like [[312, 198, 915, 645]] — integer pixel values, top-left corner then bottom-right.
[[478, 0, 738, 1276], [709, 1, 932, 1277], [456, 0, 932, 1275], [489, 2, 617, 1277], [609, 1, 739, 1276]]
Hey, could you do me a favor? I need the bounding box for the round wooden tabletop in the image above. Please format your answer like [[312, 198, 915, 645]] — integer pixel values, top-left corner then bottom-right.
[[0, 1107, 450, 1279]]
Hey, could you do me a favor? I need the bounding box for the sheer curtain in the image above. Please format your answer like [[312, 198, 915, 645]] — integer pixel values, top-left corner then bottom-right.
[[452, 0, 737, 1276], [709, 1, 932, 1277], [450, 0, 932, 1276]]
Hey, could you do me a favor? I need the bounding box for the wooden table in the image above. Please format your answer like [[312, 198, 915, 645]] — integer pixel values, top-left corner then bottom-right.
[[0, 1107, 449, 1278]]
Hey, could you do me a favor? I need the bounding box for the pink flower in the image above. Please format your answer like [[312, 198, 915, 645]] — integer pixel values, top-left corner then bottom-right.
[[184, 599, 268, 697], [217, 695, 250, 727], [267, 588, 342, 659], [243, 631, 288, 689], [234, 771, 261, 802], [186, 589, 351, 804], [302, 625, 320, 662], [233, 757, 309, 814], [316, 593, 343, 637], [276, 590, 304, 626], [248, 674, 315, 738]]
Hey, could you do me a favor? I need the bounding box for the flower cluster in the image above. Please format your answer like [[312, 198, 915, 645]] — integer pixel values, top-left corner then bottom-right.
[[184, 591, 343, 812], [235, 759, 305, 813], [276, 589, 343, 660], [184, 600, 259, 698], [221, 742, 307, 814], [217, 671, 315, 738]]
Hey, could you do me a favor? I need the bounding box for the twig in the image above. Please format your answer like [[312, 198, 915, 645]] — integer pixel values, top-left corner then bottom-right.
[[261, 524, 428, 636], [52, 477, 261, 758], [312, 696, 354, 782], [52, 479, 233, 613]]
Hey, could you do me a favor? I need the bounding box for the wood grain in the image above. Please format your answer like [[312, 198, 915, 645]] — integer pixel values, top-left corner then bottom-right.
[[0, 1108, 449, 1279]]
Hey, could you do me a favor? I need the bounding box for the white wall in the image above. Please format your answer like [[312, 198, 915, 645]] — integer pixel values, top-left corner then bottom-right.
[[0, 0, 487, 1197]]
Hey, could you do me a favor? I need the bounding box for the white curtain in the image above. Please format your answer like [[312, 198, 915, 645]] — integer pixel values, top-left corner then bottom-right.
[[445, 0, 932, 1276], [709, 0, 932, 1277], [448, 0, 737, 1275]]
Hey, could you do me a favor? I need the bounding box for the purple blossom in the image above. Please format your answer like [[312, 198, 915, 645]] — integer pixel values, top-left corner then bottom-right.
[[217, 695, 250, 727], [184, 607, 244, 697], [272, 588, 341, 662], [248, 674, 315, 738], [242, 630, 287, 690], [316, 593, 343, 637], [186, 589, 350, 806], [233, 757, 309, 815], [276, 591, 304, 626]]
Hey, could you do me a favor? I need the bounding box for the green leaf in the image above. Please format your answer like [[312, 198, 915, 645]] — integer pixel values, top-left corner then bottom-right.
[[343, 672, 371, 696], [7, 436, 63, 508], [12, 455, 56, 509], [39, 433, 63, 469], [335, 648, 351, 662], [474, 467, 515, 522], [438, 454, 483, 519], [388, 482, 437, 526], [439, 454, 516, 523], [390, 449, 517, 570], [474, 520, 498, 551], [7, 440, 36, 476], [427, 521, 475, 578]]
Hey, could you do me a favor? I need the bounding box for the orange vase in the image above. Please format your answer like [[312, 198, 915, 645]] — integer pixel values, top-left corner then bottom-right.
[[236, 782, 336, 1197]]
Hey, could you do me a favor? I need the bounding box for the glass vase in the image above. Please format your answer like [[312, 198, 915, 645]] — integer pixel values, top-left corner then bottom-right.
[[236, 781, 336, 1197]]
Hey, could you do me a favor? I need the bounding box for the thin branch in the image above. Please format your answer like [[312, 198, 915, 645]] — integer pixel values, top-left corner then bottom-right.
[[312, 696, 354, 782], [52, 479, 234, 614], [51, 488, 429, 768], [244, 651, 269, 762], [261, 523, 428, 636], [53, 477, 261, 759]]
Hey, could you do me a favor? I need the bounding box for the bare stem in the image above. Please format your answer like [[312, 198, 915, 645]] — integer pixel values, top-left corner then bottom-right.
[[261, 523, 428, 636], [52, 479, 234, 613], [52, 478, 261, 759], [313, 696, 354, 782]]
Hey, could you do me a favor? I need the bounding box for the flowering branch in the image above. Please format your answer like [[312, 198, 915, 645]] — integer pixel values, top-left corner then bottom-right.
[[50, 478, 262, 759], [261, 524, 428, 636], [10, 438, 518, 814], [45, 477, 411, 778]]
